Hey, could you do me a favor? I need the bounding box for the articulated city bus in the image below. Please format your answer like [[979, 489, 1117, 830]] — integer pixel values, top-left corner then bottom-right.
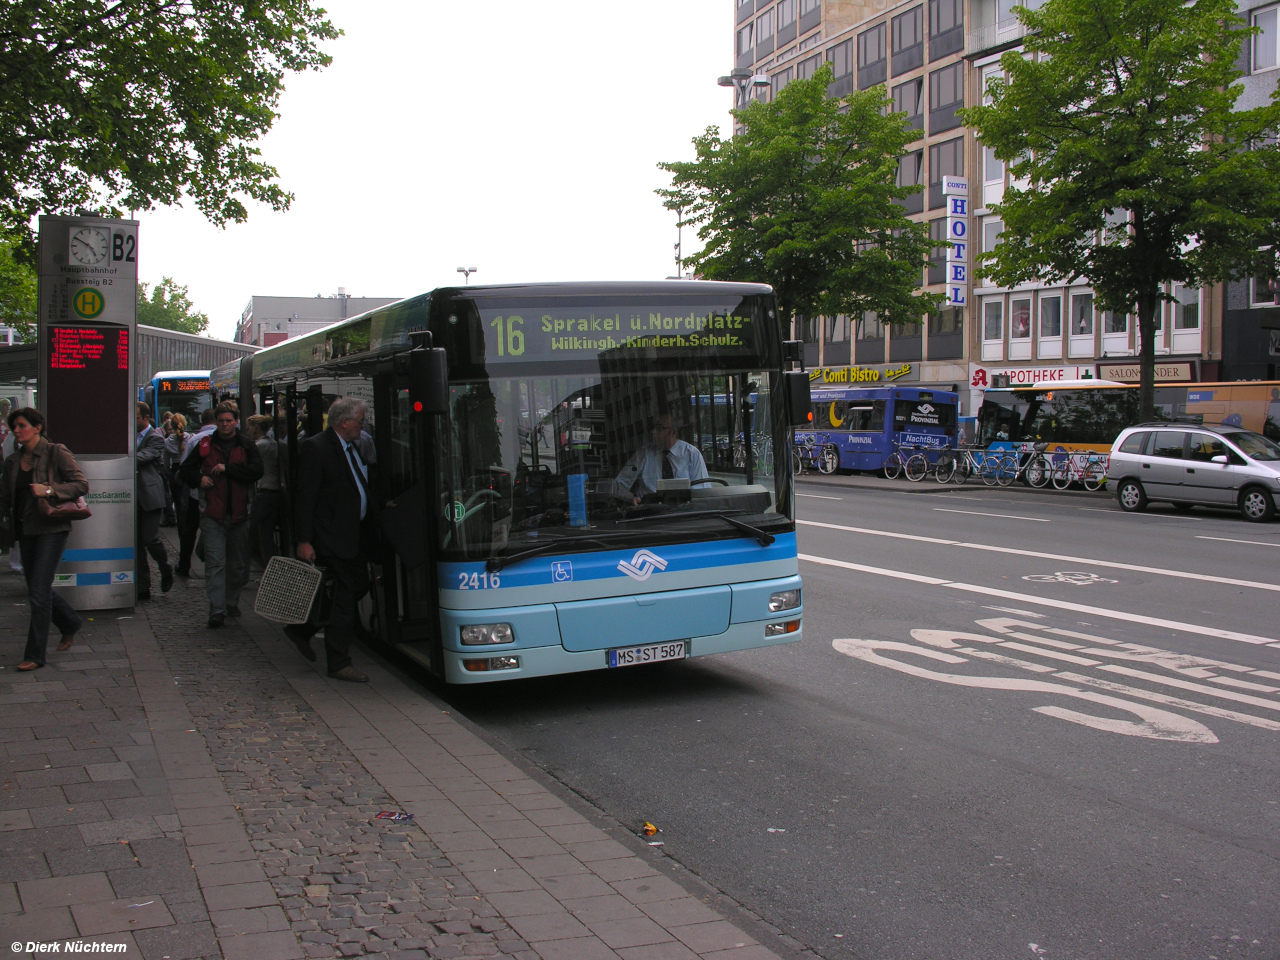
[[210, 281, 811, 683], [139, 370, 211, 423], [797, 386, 958, 474], [977, 381, 1280, 452]]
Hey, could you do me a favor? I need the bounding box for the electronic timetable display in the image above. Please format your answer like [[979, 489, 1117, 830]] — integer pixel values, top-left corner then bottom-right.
[[46, 325, 131, 455]]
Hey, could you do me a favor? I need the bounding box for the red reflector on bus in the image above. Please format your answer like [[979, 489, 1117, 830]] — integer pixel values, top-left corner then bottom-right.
[[413, 401, 423, 412]]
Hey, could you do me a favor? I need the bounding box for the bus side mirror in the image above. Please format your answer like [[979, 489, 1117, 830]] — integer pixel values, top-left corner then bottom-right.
[[409, 348, 449, 415], [784, 371, 812, 427]]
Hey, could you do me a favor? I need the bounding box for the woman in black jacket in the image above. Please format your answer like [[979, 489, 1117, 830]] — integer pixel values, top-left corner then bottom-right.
[[0, 408, 88, 670]]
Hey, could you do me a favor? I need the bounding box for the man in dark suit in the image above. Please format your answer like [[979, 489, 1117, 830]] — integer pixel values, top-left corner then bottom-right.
[[135, 402, 173, 601], [285, 396, 377, 682]]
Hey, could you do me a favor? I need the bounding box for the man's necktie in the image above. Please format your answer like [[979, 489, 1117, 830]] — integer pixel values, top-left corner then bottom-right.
[[347, 444, 370, 494], [662, 451, 675, 480]]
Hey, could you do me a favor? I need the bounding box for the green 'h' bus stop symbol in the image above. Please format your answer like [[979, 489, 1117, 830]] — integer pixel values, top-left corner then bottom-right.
[[73, 288, 105, 318]]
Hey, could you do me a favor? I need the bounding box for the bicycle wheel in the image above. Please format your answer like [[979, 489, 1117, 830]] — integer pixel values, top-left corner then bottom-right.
[[883, 452, 904, 480], [934, 453, 956, 483], [905, 453, 929, 482], [1027, 455, 1051, 488], [951, 456, 971, 485], [1082, 460, 1106, 492], [1051, 460, 1072, 490], [818, 444, 839, 475], [792, 448, 803, 476], [979, 456, 1001, 486], [996, 455, 1018, 486]]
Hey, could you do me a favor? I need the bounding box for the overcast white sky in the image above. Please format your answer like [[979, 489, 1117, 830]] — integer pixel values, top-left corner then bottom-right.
[[140, 1, 734, 341]]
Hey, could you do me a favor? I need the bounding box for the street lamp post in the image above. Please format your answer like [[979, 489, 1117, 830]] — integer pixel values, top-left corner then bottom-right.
[[717, 68, 772, 109], [457, 267, 477, 284]]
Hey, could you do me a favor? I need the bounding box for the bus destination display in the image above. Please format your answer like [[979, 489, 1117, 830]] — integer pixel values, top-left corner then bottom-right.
[[479, 303, 762, 364], [46, 325, 130, 455], [161, 378, 211, 393]]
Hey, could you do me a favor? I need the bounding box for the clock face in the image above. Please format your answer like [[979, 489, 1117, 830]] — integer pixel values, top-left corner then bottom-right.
[[70, 227, 110, 265]]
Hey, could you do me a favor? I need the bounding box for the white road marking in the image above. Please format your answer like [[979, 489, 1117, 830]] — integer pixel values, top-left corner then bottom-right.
[[1208, 676, 1280, 694], [1022, 572, 1118, 586], [1098, 664, 1280, 712], [1196, 535, 1280, 548], [797, 493, 843, 500], [981, 606, 1046, 619], [933, 508, 1050, 522], [797, 519, 1280, 594], [1057, 672, 1280, 733], [1080, 507, 1203, 521], [799, 553, 1280, 646], [833, 638, 1216, 742]]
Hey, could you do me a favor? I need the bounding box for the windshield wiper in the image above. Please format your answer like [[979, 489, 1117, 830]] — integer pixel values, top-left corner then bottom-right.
[[486, 537, 609, 573], [617, 509, 775, 547]]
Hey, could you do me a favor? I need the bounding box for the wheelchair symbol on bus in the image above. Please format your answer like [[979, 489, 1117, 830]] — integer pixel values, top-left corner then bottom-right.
[[552, 561, 573, 583]]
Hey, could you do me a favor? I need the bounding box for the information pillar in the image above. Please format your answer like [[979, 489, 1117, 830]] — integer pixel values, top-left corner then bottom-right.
[[36, 216, 139, 610]]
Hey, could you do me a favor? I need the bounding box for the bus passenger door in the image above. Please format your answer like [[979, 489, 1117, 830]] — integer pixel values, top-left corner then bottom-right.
[[373, 370, 444, 676]]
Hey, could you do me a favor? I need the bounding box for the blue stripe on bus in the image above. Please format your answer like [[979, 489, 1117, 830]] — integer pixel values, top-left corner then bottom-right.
[[438, 532, 797, 591], [62, 548, 135, 562]]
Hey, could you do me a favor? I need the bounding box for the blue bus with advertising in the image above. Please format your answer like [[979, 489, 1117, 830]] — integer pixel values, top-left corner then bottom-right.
[[139, 369, 212, 424], [797, 385, 958, 474], [209, 281, 812, 683]]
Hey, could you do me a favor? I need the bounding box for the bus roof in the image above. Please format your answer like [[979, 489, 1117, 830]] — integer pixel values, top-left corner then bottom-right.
[[152, 370, 210, 380]]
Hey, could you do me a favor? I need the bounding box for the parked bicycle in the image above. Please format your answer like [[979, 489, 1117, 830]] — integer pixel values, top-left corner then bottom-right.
[[993, 442, 1052, 488], [884, 440, 954, 482], [1050, 451, 1108, 491], [947, 445, 1003, 486], [794, 433, 839, 476]]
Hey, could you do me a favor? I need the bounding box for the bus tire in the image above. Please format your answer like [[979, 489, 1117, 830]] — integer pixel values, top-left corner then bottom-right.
[[1117, 479, 1147, 513], [1239, 486, 1276, 523]]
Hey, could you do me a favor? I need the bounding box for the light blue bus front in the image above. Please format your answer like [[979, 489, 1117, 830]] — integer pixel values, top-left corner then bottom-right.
[[437, 534, 802, 683]]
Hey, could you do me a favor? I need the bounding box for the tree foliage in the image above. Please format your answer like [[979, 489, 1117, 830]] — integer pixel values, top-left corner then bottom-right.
[[962, 0, 1280, 420], [0, 0, 340, 255], [137, 277, 209, 335], [658, 64, 940, 332], [0, 241, 37, 341]]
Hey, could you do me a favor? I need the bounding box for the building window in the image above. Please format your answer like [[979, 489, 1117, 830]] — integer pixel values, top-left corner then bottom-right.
[[983, 143, 1003, 185], [1252, 275, 1278, 305], [891, 6, 924, 76], [893, 78, 925, 133], [826, 315, 850, 342], [798, 53, 821, 79], [929, 307, 962, 335], [799, 315, 819, 343], [1071, 293, 1094, 336], [738, 23, 755, 58], [929, 61, 964, 133], [800, 0, 822, 34], [928, 136, 964, 209], [858, 312, 884, 339], [1040, 295, 1062, 337], [827, 38, 854, 96], [983, 300, 1004, 341], [756, 8, 775, 53], [897, 151, 924, 214], [982, 217, 1003, 255], [1174, 286, 1200, 329], [929, 218, 948, 284], [858, 23, 887, 89], [1104, 310, 1128, 334], [928, 0, 964, 60], [1255, 7, 1278, 72], [771, 68, 793, 99], [777, 0, 797, 43], [1011, 298, 1031, 339]]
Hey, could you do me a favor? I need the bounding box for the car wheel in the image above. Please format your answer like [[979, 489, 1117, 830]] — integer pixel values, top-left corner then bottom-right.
[[1117, 479, 1147, 513], [1238, 486, 1276, 523]]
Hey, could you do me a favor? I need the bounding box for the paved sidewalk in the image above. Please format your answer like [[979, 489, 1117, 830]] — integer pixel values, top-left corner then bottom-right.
[[2, 548, 797, 960]]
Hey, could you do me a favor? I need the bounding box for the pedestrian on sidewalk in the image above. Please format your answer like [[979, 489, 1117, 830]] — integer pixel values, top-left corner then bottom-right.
[[164, 413, 189, 533], [135, 402, 174, 601], [178, 401, 263, 628], [0, 407, 86, 670], [173, 408, 216, 578], [246, 414, 283, 569], [286, 396, 377, 683]]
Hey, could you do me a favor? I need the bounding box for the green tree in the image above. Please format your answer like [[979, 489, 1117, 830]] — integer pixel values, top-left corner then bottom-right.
[[657, 64, 940, 335], [0, 240, 37, 341], [137, 277, 209, 335], [0, 0, 339, 253], [962, 0, 1280, 421]]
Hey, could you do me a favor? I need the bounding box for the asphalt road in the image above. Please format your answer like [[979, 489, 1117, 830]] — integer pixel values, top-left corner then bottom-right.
[[437, 478, 1280, 960]]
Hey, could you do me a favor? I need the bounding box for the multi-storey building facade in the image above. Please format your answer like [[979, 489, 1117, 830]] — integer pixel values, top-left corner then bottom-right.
[[729, 0, 1269, 417], [235, 289, 400, 347]]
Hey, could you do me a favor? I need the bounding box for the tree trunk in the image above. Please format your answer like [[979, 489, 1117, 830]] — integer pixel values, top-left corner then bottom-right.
[[1135, 288, 1159, 424]]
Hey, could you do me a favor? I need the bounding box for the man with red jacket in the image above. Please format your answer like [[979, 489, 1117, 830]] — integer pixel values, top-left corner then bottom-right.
[[178, 401, 263, 628]]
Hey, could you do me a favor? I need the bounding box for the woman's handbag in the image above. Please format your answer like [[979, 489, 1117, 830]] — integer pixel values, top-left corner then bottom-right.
[[37, 496, 92, 521]]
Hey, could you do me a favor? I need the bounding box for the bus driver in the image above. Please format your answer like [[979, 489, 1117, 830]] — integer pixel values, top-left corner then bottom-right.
[[616, 413, 709, 501]]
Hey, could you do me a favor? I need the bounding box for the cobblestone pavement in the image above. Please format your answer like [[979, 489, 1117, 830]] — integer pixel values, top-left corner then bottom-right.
[[2, 540, 796, 960]]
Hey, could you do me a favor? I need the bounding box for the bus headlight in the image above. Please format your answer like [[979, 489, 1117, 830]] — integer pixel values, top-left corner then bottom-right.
[[768, 589, 801, 612], [463, 656, 521, 672], [460, 623, 514, 645]]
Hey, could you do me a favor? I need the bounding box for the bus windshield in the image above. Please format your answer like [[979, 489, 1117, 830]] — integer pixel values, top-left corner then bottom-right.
[[436, 293, 791, 561]]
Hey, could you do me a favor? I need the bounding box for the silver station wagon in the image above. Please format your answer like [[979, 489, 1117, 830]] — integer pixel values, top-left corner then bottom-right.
[[1107, 423, 1280, 522]]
